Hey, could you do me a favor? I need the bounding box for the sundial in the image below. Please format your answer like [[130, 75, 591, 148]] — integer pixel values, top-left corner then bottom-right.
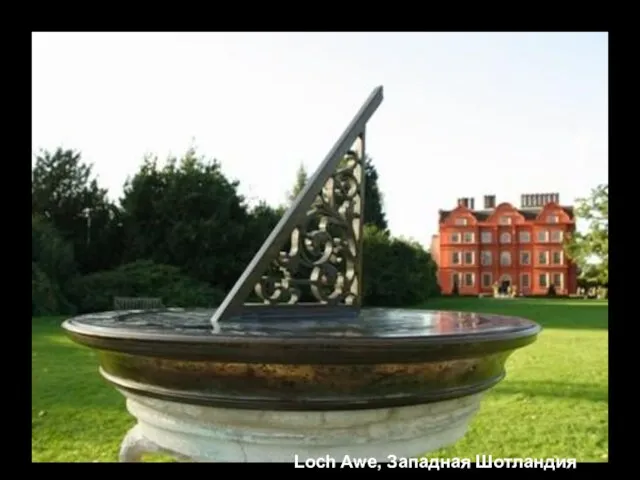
[[62, 86, 540, 462]]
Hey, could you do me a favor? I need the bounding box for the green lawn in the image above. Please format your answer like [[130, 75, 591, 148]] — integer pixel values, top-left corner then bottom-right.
[[32, 298, 608, 463]]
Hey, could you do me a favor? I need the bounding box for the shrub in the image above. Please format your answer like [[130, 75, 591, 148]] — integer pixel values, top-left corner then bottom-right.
[[362, 226, 440, 307], [32, 215, 77, 316], [67, 260, 226, 313], [32, 263, 76, 316], [32, 215, 77, 283]]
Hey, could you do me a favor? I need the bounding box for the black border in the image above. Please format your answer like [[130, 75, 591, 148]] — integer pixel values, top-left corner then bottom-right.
[[28, 30, 614, 469]]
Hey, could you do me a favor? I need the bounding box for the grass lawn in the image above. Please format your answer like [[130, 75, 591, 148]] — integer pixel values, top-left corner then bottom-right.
[[32, 297, 608, 463]]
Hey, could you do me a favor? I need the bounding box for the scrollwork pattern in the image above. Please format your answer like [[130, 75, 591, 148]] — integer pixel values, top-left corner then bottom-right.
[[254, 143, 364, 306]]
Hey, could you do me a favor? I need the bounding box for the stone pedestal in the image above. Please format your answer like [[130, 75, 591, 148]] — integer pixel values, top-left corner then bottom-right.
[[118, 390, 483, 463]]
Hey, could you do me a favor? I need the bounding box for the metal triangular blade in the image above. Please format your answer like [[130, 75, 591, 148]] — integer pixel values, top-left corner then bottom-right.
[[211, 86, 384, 324]]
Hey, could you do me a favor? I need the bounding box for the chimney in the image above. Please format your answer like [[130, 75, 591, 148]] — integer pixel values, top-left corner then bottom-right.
[[484, 195, 496, 209]]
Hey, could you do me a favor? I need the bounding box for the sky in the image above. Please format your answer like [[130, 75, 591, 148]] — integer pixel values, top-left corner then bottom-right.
[[32, 32, 608, 247]]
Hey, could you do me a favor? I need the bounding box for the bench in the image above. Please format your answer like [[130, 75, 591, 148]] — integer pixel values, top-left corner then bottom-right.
[[113, 296, 164, 310]]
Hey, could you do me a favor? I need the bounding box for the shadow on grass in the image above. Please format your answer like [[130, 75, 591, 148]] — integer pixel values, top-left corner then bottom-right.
[[494, 380, 608, 403], [418, 298, 608, 331]]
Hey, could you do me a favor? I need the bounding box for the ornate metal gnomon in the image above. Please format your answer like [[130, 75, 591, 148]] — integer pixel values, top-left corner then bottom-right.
[[211, 86, 383, 325]]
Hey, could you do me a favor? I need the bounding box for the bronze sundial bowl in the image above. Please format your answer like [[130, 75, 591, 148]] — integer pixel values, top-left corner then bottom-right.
[[62, 86, 540, 463]]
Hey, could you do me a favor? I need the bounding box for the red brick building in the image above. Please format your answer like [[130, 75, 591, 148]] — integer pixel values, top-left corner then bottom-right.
[[430, 193, 577, 296]]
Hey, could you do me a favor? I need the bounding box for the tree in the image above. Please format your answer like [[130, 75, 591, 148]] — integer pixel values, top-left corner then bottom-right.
[[565, 184, 608, 284], [120, 148, 255, 292], [362, 157, 388, 231], [362, 225, 440, 306], [32, 148, 122, 274], [32, 214, 77, 315], [287, 163, 308, 204]]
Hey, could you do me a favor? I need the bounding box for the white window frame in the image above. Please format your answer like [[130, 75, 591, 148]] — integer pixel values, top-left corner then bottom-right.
[[500, 232, 512, 243], [499, 216, 512, 225], [463, 232, 475, 243], [552, 272, 564, 288], [547, 215, 559, 224], [551, 251, 563, 265], [482, 272, 492, 288], [451, 232, 461, 243], [452, 251, 461, 265], [464, 272, 474, 287], [539, 273, 549, 288], [520, 273, 530, 289], [455, 218, 469, 226], [481, 231, 492, 244], [519, 231, 531, 243], [452, 273, 460, 288], [463, 251, 474, 265], [550, 230, 563, 242], [481, 250, 492, 266], [538, 251, 549, 265], [500, 251, 512, 266], [520, 251, 531, 265], [537, 230, 549, 243]]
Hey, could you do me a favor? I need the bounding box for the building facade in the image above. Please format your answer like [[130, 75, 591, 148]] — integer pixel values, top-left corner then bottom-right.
[[431, 193, 577, 296]]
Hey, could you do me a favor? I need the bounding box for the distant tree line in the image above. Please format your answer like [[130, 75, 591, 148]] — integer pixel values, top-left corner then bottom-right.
[[32, 147, 440, 316]]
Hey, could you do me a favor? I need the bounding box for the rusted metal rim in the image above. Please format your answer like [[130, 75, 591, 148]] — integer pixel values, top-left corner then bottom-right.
[[102, 367, 505, 411]]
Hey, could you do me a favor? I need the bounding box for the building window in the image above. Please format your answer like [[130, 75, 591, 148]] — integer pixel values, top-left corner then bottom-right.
[[481, 231, 492, 243], [481, 250, 492, 266], [550, 230, 563, 242], [451, 233, 461, 243], [464, 252, 474, 265], [482, 272, 492, 287], [552, 273, 563, 287], [521, 273, 530, 289], [500, 232, 511, 243], [547, 215, 559, 223], [539, 273, 548, 288], [500, 251, 511, 266], [464, 273, 474, 287], [537, 230, 548, 243], [463, 232, 474, 243], [452, 273, 460, 288], [520, 251, 531, 265], [552, 251, 563, 265], [538, 251, 548, 265], [452, 252, 461, 265], [519, 231, 531, 243], [499, 216, 512, 225], [455, 218, 468, 226]]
